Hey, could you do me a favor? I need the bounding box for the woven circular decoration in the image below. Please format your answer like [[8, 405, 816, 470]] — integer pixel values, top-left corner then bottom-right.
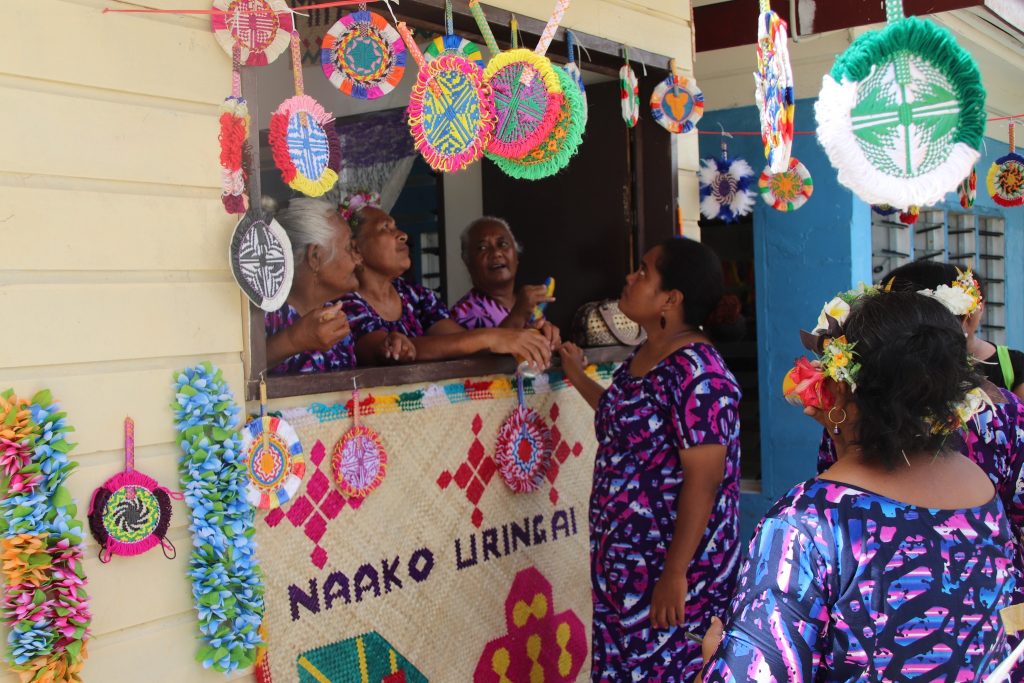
[[408, 54, 496, 173], [650, 74, 704, 135], [211, 0, 293, 67], [491, 67, 585, 181], [89, 478, 173, 560], [987, 152, 1024, 207], [959, 167, 977, 208], [241, 416, 305, 510], [424, 34, 485, 68], [758, 156, 813, 212], [268, 95, 341, 197], [320, 10, 407, 99], [620, 64, 639, 128], [815, 12, 986, 209], [495, 406, 553, 493], [484, 49, 564, 158], [755, 9, 795, 173], [332, 425, 387, 499], [699, 157, 757, 223], [228, 208, 294, 312]]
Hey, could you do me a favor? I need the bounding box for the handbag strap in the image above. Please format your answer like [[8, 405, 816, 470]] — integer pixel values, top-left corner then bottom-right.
[[997, 345, 1016, 389], [598, 302, 644, 346]]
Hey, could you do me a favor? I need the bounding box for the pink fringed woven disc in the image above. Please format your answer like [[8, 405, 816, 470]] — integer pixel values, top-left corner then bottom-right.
[[331, 424, 387, 499], [484, 49, 564, 159], [495, 405, 553, 493], [211, 0, 293, 67]]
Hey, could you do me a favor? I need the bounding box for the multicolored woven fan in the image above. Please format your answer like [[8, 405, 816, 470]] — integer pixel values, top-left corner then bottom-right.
[[271, 32, 341, 197], [399, 12, 495, 173], [959, 167, 977, 208], [88, 418, 179, 562], [815, 0, 986, 209], [699, 138, 756, 223], [229, 207, 294, 312], [988, 123, 1024, 207], [758, 156, 813, 212], [241, 381, 305, 510], [472, 0, 567, 158], [320, 8, 407, 100], [563, 30, 588, 126], [620, 61, 639, 128], [331, 386, 387, 501], [495, 375, 553, 493], [219, 38, 250, 214], [424, 0, 485, 68], [490, 66, 584, 180], [754, 0, 795, 173], [650, 65, 704, 135], [211, 0, 293, 66]]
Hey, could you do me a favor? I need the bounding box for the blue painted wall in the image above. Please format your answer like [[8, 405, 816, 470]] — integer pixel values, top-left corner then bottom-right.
[[700, 99, 1023, 539]]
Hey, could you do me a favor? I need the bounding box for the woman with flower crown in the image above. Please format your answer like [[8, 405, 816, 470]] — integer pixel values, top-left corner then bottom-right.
[[700, 291, 1017, 681]]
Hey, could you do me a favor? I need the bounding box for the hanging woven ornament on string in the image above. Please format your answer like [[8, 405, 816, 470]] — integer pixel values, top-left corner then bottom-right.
[[399, 4, 496, 173], [754, 0, 795, 173], [698, 136, 756, 222], [620, 54, 640, 128], [472, 0, 567, 159], [758, 156, 813, 212], [424, 0, 485, 68], [815, 0, 986, 209], [959, 167, 977, 208], [495, 374, 553, 493], [321, 5, 407, 100], [219, 36, 251, 214], [228, 207, 294, 312], [563, 30, 588, 126], [650, 61, 704, 135], [987, 122, 1024, 207], [490, 65, 585, 180], [331, 384, 387, 502], [211, 0, 293, 66], [271, 31, 341, 197], [88, 418, 180, 562], [241, 379, 305, 510]]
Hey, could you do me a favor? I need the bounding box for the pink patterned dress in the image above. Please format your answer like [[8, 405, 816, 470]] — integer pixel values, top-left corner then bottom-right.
[[264, 302, 356, 375], [451, 289, 510, 329], [591, 343, 742, 682]]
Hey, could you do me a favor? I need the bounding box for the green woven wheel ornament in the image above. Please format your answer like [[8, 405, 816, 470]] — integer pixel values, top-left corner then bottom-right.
[[815, 0, 986, 209], [489, 67, 585, 180]]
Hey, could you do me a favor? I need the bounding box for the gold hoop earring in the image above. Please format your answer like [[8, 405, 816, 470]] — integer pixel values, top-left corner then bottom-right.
[[827, 406, 847, 435]]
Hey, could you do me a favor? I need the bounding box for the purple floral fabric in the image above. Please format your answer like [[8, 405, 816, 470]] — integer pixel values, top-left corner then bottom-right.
[[591, 343, 742, 682], [341, 278, 451, 339], [451, 289, 510, 329], [264, 303, 356, 375], [703, 478, 1015, 681]]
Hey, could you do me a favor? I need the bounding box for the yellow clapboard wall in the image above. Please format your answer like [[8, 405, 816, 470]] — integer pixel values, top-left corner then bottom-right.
[[0, 0, 694, 680]]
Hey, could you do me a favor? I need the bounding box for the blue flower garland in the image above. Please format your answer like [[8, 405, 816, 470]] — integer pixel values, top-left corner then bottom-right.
[[171, 363, 264, 673]]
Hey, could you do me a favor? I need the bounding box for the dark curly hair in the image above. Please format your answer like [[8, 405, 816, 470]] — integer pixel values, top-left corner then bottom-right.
[[655, 238, 740, 331], [883, 260, 985, 302], [844, 291, 982, 468]]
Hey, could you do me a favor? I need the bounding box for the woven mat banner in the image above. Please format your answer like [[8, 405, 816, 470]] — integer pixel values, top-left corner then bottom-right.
[[255, 370, 609, 683]]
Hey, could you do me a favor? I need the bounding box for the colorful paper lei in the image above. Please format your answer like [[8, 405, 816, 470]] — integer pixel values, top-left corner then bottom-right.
[[918, 267, 982, 317], [219, 41, 250, 215], [650, 73, 704, 135], [0, 389, 91, 683], [172, 363, 264, 673]]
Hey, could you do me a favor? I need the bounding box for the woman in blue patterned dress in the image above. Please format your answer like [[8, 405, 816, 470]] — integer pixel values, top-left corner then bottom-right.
[[559, 238, 743, 682], [339, 201, 553, 369], [265, 198, 361, 374], [701, 291, 1017, 681]]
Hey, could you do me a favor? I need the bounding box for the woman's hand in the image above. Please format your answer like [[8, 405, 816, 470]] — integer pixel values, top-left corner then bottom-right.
[[511, 284, 556, 319], [486, 328, 552, 371], [534, 320, 561, 348], [382, 331, 416, 363], [291, 302, 350, 352], [650, 573, 688, 630], [557, 342, 587, 378]]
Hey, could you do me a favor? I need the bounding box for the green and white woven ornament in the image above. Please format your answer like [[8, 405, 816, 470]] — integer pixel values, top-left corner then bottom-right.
[[815, 0, 986, 210]]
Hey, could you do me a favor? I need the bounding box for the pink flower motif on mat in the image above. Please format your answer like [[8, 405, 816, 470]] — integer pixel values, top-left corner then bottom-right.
[[474, 566, 587, 682]]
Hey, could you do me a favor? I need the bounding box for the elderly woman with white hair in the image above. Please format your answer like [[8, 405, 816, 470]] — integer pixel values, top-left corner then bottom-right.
[[451, 217, 559, 345], [265, 197, 361, 374]]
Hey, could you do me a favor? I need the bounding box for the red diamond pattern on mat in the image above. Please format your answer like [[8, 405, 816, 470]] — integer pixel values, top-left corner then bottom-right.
[[542, 403, 581, 508], [306, 468, 329, 503], [306, 511, 327, 543], [436, 413, 497, 528]]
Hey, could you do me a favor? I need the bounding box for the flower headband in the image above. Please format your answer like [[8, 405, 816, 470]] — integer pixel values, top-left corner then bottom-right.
[[916, 267, 982, 317], [338, 191, 381, 226]]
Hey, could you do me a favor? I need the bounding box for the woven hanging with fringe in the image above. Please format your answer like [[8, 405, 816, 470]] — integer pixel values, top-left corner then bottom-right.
[[271, 32, 341, 197], [331, 388, 387, 501], [320, 9, 407, 100], [815, 0, 986, 209], [754, 0, 795, 173], [494, 375, 553, 493], [620, 62, 640, 128], [88, 418, 178, 562], [699, 139, 756, 222], [758, 156, 813, 212], [241, 403, 305, 510], [650, 71, 704, 135], [219, 38, 250, 214], [987, 123, 1024, 207], [211, 0, 293, 66]]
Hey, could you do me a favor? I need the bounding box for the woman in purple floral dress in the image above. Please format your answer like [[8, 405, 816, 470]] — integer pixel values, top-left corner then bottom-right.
[[560, 238, 742, 682], [264, 198, 361, 375]]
